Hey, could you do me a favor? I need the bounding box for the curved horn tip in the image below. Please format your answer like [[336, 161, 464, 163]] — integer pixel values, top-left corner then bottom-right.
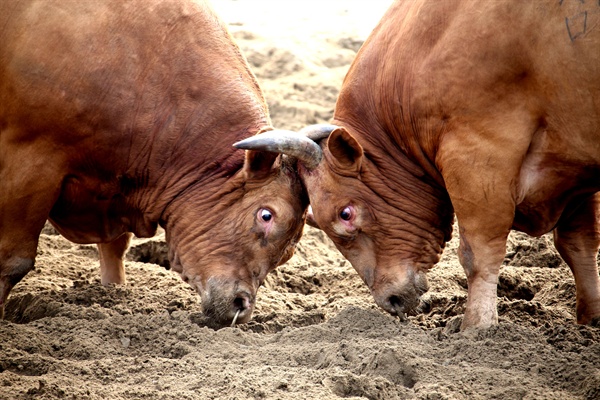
[[299, 124, 340, 142], [232, 131, 324, 169], [232, 130, 299, 150], [233, 138, 253, 149]]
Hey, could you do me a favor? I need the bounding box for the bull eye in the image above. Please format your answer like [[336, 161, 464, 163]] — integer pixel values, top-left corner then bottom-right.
[[259, 208, 273, 222], [339, 206, 353, 221]]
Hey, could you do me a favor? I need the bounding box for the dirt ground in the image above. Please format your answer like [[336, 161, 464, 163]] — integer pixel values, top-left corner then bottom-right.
[[1, 1, 599, 399]]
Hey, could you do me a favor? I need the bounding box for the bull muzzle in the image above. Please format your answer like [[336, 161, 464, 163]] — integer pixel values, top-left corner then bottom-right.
[[371, 272, 430, 321], [201, 283, 256, 327]]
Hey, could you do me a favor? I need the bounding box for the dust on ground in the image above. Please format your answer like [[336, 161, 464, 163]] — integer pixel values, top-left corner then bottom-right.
[[1, 1, 599, 399]]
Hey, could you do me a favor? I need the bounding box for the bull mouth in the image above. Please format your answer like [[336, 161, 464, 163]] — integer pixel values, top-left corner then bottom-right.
[[230, 300, 254, 326], [229, 291, 255, 325]]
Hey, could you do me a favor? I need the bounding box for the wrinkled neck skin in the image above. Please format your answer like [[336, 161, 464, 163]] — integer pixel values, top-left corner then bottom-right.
[[125, 119, 266, 237], [364, 158, 452, 274], [330, 16, 457, 278], [159, 160, 252, 286]]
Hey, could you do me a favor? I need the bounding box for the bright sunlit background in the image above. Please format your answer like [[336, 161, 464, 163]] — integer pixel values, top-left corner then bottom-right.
[[209, 0, 394, 51]]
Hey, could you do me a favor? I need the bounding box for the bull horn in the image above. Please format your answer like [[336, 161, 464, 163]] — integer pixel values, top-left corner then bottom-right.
[[233, 130, 323, 169], [298, 124, 339, 142]]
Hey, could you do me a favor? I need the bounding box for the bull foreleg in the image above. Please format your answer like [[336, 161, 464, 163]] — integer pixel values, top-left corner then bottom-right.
[[437, 119, 532, 331], [0, 257, 35, 319], [97, 232, 132, 285], [456, 224, 510, 330], [0, 139, 61, 318], [553, 193, 600, 325], [446, 167, 514, 330]]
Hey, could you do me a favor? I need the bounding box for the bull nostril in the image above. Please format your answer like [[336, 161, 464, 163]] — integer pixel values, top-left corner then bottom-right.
[[233, 296, 246, 311], [230, 292, 253, 326], [233, 291, 252, 311]]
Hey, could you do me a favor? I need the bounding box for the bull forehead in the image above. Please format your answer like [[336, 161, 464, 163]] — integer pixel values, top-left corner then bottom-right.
[[246, 172, 303, 206], [303, 161, 355, 201], [170, 171, 306, 261]]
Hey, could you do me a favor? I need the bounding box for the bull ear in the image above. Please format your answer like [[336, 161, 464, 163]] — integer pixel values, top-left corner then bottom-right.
[[327, 127, 363, 173], [243, 150, 279, 181]]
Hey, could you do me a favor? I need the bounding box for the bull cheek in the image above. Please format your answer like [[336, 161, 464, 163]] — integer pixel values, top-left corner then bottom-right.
[[358, 266, 375, 288]]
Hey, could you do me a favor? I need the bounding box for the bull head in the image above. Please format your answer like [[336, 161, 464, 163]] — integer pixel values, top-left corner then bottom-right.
[[234, 124, 440, 322]]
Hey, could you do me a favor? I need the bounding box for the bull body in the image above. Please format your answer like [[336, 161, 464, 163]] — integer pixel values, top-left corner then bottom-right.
[[317, 0, 600, 329], [0, 0, 309, 326], [238, 0, 600, 330]]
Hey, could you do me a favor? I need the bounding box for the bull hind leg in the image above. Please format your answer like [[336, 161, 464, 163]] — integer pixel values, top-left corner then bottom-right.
[[553, 193, 600, 325], [97, 232, 132, 285]]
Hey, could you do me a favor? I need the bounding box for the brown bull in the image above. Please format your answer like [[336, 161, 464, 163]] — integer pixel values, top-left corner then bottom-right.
[[0, 0, 318, 326], [237, 0, 600, 330]]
